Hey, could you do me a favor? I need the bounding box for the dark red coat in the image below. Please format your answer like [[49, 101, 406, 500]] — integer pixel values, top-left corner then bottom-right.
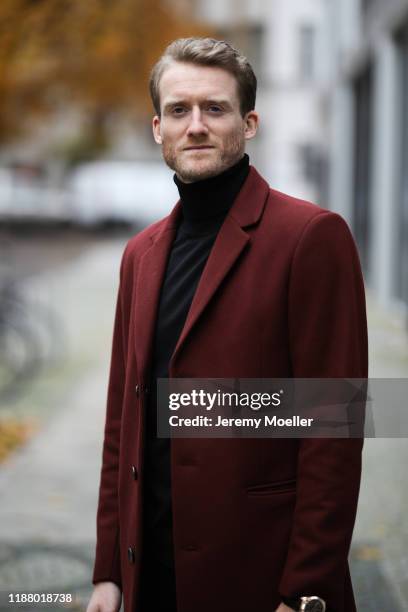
[[92, 166, 368, 612]]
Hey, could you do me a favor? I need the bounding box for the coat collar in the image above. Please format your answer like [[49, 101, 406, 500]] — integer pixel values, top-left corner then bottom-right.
[[133, 166, 270, 380]]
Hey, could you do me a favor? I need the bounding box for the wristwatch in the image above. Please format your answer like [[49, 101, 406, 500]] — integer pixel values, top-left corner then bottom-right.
[[282, 595, 326, 611]]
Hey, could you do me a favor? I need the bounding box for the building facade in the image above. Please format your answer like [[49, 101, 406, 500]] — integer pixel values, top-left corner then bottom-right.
[[327, 0, 408, 314], [195, 0, 329, 204]]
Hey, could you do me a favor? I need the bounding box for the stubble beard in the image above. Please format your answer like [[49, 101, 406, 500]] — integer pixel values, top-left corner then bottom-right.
[[161, 131, 246, 183]]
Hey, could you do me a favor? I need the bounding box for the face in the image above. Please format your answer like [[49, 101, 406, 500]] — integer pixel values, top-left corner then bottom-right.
[[152, 61, 258, 183]]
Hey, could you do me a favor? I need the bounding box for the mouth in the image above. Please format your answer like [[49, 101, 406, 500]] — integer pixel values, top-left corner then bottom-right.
[[183, 145, 215, 151]]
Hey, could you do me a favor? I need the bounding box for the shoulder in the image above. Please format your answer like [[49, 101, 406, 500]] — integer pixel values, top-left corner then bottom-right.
[[119, 214, 170, 273], [267, 186, 330, 225], [265, 190, 362, 282], [264, 186, 354, 247]]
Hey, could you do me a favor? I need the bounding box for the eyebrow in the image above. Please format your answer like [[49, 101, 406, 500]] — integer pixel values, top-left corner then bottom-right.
[[163, 98, 233, 112]]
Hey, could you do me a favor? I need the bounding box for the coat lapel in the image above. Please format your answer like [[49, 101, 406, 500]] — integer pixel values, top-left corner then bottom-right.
[[171, 167, 270, 367], [133, 202, 181, 380], [170, 217, 249, 368]]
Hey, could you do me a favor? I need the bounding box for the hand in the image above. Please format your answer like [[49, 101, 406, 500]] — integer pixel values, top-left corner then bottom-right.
[[275, 604, 295, 612], [86, 581, 122, 612]]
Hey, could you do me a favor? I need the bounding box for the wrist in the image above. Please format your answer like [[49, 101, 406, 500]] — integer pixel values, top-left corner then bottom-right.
[[281, 595, 326, 612]]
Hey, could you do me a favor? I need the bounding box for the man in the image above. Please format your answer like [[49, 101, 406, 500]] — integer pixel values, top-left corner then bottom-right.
[[87, 38, 368, 612]]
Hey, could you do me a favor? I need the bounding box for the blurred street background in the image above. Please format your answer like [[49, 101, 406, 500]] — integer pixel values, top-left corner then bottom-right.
[[0, 0, 407, 610]]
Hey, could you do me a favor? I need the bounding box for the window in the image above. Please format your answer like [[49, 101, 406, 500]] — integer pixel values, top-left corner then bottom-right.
[[352, 65, 373, 275], [395, 25, 408, 307], [298, 24, 316, 82], [361, 0, 374, 14]]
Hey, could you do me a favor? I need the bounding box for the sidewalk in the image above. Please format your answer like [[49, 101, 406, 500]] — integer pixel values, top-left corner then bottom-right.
[[350, 293, 408, 610], [0, 243, 407, 611], [0, 237, 124, 612], [0, 363, 107, 611]]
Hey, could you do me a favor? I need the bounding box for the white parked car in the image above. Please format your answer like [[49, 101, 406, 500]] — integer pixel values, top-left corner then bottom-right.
[[66, 160, 179, 227], [0, 167, 71, 222]]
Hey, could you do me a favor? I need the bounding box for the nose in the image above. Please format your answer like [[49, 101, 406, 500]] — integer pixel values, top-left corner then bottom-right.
[[186, 107, 209, 137]]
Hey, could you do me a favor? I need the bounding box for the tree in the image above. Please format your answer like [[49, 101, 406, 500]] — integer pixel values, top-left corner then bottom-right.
[[0, 0, 213, 145]]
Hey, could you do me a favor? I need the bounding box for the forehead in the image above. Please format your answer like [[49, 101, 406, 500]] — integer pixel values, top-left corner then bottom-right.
[[158, 61, 239, 106]]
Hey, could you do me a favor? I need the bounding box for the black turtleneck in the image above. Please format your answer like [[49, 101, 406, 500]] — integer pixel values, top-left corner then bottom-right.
[[141, 155, 250, 581], [173, 152, 250, 235]]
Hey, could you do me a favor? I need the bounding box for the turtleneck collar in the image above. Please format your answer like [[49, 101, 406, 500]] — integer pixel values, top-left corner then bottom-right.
[[173, 154, 250, 235]]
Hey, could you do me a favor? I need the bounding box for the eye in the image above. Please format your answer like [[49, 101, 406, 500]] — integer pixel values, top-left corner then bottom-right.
[[171, 106, 187, 115], [207, 105, 223, 113]]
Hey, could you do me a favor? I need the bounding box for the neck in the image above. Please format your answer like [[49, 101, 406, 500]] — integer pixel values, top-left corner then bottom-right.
[[173, 154, 250, 233]]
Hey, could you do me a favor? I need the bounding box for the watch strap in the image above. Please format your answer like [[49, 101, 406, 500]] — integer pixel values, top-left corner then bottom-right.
[[281, 595, 301, 610]]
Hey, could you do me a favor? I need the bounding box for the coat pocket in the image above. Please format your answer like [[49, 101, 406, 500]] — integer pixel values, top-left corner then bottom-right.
[[246, 478, 297, 496]]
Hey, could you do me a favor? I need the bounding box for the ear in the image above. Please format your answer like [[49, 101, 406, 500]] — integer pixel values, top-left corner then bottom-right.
[[244, 110, 259, 141], [152, 115, 162, 144]]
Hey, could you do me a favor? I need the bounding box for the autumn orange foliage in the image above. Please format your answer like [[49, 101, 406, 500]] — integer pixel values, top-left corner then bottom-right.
[[0, 0, 213, 143]]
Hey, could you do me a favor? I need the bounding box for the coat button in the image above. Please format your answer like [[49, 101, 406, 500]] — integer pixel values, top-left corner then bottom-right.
[[131, 465, 138, 480], [127, 547, 135, 563], [135, 384, 139, 398]]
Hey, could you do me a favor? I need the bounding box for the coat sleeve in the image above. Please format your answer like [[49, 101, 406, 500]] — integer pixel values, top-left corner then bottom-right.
[[278, 211, 368, 609], [92, 247, 129, 588]]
